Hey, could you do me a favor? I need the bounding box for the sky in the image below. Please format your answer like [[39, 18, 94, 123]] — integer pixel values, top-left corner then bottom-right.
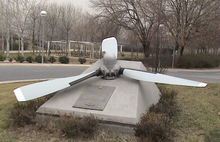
[[48, 0, 91, 11]]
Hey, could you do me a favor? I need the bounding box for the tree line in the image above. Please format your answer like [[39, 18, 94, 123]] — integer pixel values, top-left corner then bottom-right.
[[1, 0, 220, 59]]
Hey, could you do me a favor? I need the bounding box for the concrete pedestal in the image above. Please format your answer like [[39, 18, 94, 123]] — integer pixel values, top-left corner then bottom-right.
[[36, 60, 161, 133]]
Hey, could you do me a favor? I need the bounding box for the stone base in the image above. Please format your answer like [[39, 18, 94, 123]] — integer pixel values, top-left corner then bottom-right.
[[36, 60, 161, 133]]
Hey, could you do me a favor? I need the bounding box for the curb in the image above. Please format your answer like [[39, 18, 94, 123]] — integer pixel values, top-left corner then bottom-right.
[[167, 68, 220, 72], [0, 79, 50, 84], [0, 78, 62, 84], [0, 62, 91, 67]]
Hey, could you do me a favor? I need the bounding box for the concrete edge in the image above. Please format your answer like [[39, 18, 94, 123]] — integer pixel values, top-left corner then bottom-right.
[[167, 68, 220, 72], [0, 62, 92, 67], [0, 79, 50, 84]]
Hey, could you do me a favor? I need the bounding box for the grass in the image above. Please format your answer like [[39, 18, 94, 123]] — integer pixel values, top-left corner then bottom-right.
[[0, 81, 40, 141], [0, 81, 220, 141], [157, 83, 220, 141]]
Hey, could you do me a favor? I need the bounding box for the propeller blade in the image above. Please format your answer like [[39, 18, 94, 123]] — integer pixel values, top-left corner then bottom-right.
[[102, 37, 118, 58], [14, 71, 98, 101], [121, 68, 207, 87], [69, 69, 101, 86]]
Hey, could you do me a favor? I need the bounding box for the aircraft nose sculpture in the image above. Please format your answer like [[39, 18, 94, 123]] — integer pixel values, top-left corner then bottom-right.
[[13, 37, 207, 102]]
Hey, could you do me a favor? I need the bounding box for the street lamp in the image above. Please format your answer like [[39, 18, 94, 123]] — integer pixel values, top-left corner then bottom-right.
[[158, 24, 164, 68], [40, 11, 47, 64]]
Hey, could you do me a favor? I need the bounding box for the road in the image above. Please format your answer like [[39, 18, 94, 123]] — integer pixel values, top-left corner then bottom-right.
[[166, 69, 220, 83], [0, 63, 89, 83], [0, 63, 219, 83]]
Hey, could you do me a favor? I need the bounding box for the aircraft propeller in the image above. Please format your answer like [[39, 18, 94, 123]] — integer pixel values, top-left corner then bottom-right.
[[14, 37, 207, 102]]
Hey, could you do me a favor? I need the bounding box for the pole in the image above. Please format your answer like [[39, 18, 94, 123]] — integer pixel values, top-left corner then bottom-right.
[[172, 46, 175, 69], [42, 17, 45, 64]]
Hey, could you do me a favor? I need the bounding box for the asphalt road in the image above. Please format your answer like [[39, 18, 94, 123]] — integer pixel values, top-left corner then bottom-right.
[[0, 63, 219, 83], [166, 69, 220, 83], [0, 63, 89, 83]]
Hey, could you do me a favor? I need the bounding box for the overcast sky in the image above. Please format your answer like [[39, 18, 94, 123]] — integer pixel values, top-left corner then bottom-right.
[[48, 0, 90, 11]]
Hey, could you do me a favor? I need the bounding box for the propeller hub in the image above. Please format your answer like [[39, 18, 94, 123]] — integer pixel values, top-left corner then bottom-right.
[[103, 52, 116, 70], [100, 52, 121, 80]]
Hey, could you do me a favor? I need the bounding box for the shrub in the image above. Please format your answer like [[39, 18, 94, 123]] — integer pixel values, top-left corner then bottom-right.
[[176, 54, 220, 69], [8, 95, 53, 127], [135, 87, 178, 141], [134, 113, 171, 141], [14, 53, 25, 63], [35, 54, 47, 63], [48, 56, 57, 63], [0, 53, 6, 61], [35, 54, 41, 63], [9, 58, 13, 63], [149, 87, 178, 118], [143, 54, 172, 73], [78, 57, 86, 64], [59, 114, 98, 138], [59, 56, 69, 64], [26, 56, 34, 63]]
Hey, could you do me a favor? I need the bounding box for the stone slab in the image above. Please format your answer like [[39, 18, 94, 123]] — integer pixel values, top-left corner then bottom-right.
[[73, 85, 115, 111]]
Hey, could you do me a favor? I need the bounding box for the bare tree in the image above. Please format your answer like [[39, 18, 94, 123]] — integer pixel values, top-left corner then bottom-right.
[[88, 15, 121, 42], [59, 4, 81, 55], [0, 0, 5, 52], [28, 0, 46, 53], [190, 17, 220, 54], [90, 0, 157, 58], [1, 0, 14, 58], [163, 0, 220, 55], [14, 0, 35, 56], [46, 3, 61, 53]]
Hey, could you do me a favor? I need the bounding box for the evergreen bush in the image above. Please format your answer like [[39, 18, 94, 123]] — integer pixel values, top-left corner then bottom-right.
[[78, 57, 86, 64], [35, 55, 47, 63], [59, 56, 69, 64], [176, 54, 220, 68], [26, 56, 34, 63], [0, 53, 6, 61], [48, 56, 57, 63], [14, 53, 25, 63]]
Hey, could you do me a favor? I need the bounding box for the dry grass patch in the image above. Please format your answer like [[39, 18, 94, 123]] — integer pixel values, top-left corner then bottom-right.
[[159, 83, 220, 141]]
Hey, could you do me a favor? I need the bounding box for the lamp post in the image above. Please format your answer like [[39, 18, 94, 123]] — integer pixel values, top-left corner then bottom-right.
[[158, 24, 164, 68], [40, 11, 47, 64]]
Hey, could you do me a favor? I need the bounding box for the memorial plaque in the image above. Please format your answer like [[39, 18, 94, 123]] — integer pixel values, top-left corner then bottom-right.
[[73, 85, 115, 110]]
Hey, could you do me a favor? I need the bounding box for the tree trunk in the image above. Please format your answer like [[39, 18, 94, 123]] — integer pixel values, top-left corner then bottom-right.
[[6, 34, 10, 58], [32, 27, 35, 53], [142, 41, 150, 58], [21, 36, 24, 57], [2, 35, 4, 51], [18, 35, 21, 53], [180, 46, 184, 56], [10, 35, 13, 51], [131, 45, 133, 58]]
